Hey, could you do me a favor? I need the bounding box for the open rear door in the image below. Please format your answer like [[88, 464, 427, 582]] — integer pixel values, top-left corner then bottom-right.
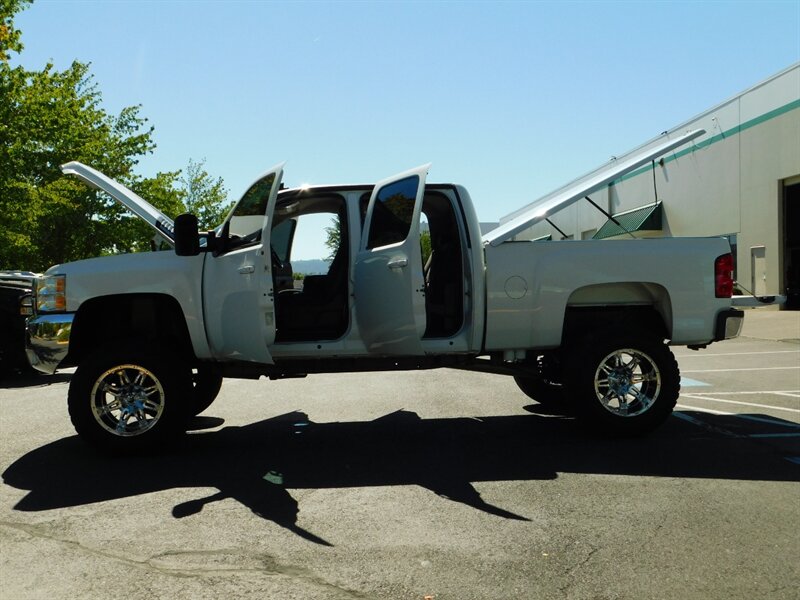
[[354, 165, 429, 355]]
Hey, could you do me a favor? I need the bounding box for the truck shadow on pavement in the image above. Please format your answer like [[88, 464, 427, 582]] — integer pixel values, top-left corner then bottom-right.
[[3, 409, 799, 546], [0, 372, 72, 389]]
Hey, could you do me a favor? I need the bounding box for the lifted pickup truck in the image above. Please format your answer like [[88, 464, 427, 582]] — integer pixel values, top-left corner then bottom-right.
[[27, 130, 744, 451]]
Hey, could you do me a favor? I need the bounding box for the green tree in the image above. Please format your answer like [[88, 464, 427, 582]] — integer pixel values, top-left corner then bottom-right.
[[323, 215, 341, 262], [0, 0, 27, 62], [115, 170, 186, 254], [420, 229, 431, 265], [0, 55, 157, 269], [0, 0, 231, 270], [181, 158, 231, 229]]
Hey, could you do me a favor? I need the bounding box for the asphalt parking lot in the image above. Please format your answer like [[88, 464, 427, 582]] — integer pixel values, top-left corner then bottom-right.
[[1, 310, 798, 600]]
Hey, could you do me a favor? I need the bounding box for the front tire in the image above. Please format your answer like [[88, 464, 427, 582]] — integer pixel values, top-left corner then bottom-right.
[[513, 375, 566, 407], [68, 344, 191, 452], [189, 366, 224, 416], [566, 331, 680, 436]]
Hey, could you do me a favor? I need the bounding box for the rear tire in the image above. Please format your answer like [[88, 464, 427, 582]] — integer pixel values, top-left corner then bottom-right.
[[68, 343, 191, 452], [566, 331, 680, 436]]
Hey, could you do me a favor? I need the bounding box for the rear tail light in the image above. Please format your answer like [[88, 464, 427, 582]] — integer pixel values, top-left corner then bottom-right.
[[715, 253, 734, 298]]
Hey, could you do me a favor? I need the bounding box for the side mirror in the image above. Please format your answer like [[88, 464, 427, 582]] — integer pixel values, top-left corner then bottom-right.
[[174, 213, 200, 256]]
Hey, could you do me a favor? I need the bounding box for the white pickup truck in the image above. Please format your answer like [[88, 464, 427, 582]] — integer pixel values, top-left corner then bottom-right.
[[27, 130, 744, 451]]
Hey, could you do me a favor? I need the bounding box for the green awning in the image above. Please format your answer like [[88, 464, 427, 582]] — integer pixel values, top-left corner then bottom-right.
[[593, 201, 662, 240]]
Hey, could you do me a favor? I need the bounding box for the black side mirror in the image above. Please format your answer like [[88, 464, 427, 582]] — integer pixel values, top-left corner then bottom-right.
[[174, 213, 200, 256]]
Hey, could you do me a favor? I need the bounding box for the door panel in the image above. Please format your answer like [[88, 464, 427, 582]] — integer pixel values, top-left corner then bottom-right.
[[203, 164, 284, 363], [354, 165, 429, 355]]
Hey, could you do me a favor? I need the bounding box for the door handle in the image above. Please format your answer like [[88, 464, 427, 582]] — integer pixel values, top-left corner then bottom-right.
[[238, 265, 255, 274], [387, 258, 408, 269]]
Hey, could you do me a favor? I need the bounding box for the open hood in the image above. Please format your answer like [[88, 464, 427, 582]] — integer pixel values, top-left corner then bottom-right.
[[61, 161, 176, 244], [482, 128, 706, 247]]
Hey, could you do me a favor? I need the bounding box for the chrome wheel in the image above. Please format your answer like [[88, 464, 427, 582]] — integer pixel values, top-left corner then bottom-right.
[[568, 329, 679, 436], [70, 343, 191, 451], [593, 348, 661, 418], [90, 364, 166, 437]]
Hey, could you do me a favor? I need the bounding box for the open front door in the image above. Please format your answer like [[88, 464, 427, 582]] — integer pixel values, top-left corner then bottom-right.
[[202, 164, 284, 363], [354, 165, 429, 355]]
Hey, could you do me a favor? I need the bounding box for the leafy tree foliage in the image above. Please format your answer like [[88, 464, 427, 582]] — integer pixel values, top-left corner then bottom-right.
[[1, 57, 156, 269], [0, 1, 230, 271], [0, 0, 27, 62], [420, 229, 431, 265], [323, 215, 341, 262], [181, 159, 231, 230]]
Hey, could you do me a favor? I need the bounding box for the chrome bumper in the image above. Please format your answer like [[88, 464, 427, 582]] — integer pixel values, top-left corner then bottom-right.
[[26, 313, 74, 374]]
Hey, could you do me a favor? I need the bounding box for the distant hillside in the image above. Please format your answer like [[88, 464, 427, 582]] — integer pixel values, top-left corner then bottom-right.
[[292, 259, 330, 275]]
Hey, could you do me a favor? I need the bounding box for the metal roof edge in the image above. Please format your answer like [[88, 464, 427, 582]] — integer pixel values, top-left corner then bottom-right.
[[499, 63, 799, 227], [483, 129, 704, 247]]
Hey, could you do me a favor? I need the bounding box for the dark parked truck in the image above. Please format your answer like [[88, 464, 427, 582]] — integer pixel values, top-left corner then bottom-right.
[[27, 130, 747, 451], [0, 271, 36, 376]]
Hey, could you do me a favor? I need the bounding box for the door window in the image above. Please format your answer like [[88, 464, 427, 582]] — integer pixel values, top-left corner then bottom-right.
[[228, 172, 277, 240], [366, 175, 419, 249], [271, 218, 295, 265]]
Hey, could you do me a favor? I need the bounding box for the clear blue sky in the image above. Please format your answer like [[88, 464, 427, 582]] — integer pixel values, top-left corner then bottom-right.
[[14, 0, 800, 258]]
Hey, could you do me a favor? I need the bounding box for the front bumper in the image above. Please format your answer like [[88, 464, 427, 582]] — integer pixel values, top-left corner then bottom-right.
[[26, 313, 74, 374]]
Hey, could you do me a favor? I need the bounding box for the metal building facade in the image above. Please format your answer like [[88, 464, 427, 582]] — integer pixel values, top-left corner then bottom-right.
[[505, 63, 800, 307]]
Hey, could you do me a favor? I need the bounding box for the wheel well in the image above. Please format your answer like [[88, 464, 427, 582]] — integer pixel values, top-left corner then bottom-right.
[[562, 305, 670, 346], [65, 294, 195, 366]]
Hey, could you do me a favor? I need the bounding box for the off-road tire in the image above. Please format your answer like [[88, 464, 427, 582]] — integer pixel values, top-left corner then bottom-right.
[[513, 375, 566, 407], [189, 366, 224, 416], [68, 343, 192, 452], [566, 331, 680, 436]]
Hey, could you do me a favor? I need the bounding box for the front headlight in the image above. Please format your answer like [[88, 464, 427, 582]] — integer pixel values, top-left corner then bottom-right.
[[36, 275, 67, 312]]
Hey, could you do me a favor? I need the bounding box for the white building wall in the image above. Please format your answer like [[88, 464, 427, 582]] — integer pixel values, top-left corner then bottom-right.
[[506, 63, 800, 299]]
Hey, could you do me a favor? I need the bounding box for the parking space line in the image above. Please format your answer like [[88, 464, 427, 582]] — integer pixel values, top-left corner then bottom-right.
[[682, 367, 800, 373], [680, 393, 800, 413], [674, 350, 800, 358], [683, 390, 800, 396], [722, 414, 800, 428], [672, 410, 741, 437], [675, 408, 800, 447], [675, 404, 732, 416]]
